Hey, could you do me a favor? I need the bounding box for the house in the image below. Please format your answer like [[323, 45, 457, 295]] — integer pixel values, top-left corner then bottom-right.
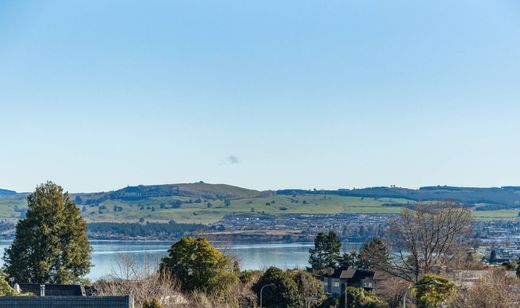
[[16, 283, 86, 296], [0, 296, 132, 308], [4, 283, 133, 308], [321, 267, 380, 295]]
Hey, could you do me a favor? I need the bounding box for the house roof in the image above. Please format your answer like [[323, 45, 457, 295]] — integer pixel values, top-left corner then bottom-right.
[[339, 268, 356, 279], [322, 267, 376, 282], [0, 296, 131, 308], [18, 284, 85, 296]]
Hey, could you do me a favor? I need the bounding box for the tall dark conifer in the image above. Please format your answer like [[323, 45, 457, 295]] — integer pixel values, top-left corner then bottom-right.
[[308, 231, 341, 273], [3, 182, 91, 284]]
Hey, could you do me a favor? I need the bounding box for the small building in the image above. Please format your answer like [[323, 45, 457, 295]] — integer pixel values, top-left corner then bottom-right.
[[5, 283, 133, 308], [0, 296, 132, 308], [321, 267, 379, 295], [16, 283, 86, 296]]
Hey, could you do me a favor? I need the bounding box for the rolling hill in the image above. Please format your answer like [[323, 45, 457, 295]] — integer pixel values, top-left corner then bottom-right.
[[0, 189, 16, 196], [1, 183, 520, 224]]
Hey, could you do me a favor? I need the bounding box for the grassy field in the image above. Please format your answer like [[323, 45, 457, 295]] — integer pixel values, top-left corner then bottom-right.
[[1, 193, 519, 224], [81, 194, 410, 224]]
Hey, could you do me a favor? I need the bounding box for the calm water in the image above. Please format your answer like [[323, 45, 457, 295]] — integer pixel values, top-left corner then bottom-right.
[[0, 240, 359, 280]]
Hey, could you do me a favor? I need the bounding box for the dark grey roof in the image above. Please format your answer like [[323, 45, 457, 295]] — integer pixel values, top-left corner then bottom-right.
[[321, 267, 376, 282], [339, 268, 356, 279], [0, 296, 131, 308], [18, 283, 85, 296]]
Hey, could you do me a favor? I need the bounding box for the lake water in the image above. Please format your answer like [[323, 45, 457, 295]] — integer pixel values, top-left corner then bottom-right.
[[0, 240, 360, 281]]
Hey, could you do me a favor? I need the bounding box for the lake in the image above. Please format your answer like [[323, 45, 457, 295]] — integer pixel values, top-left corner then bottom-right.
[[0, 240, 360, 280]]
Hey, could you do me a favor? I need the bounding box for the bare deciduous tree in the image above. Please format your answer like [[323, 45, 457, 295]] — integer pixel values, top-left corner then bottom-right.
[[93, 254, 188, 308], [452, 269, 520, 308], [377, 201, 472, 282], [374, 276, 409, 308]]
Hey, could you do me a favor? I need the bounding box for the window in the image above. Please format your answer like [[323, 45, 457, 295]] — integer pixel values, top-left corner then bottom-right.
[[333, 282, 340, 287]]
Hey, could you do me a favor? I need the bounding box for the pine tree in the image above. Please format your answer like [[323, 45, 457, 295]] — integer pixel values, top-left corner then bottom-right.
[[308, 231, 341, 274], [3, 182, 92, 284]]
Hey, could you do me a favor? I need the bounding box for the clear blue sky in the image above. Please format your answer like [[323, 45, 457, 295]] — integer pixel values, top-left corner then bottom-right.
[[1, 0, 520, 193]]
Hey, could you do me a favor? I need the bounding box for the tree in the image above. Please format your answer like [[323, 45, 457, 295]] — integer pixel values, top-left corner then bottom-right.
[[253, 267, 298, 308], [358, 237, 389, 270], [452, 269, 520, 308], [291, 270, 326, 307], [3, 182, 92, 284], [159, 237, 238, 300], [338, 249, 358, 270], [338, 287, 385, 308], [0, 273, 32, 296], [380, 202, 472, 282], [415, 274, 456, 308], [309, 231, 341, 274], [489, 249, 497, 262], [253, 267, 325, 308]]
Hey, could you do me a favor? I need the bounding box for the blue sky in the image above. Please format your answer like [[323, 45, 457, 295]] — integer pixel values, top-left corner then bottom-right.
[[1, 0, 520, 192]]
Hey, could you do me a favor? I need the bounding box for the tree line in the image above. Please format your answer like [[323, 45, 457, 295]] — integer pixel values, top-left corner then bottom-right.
[[88, 221, 205, 239]]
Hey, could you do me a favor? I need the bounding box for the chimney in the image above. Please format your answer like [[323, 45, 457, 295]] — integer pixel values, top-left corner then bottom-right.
[[40, 284, 45, 296]]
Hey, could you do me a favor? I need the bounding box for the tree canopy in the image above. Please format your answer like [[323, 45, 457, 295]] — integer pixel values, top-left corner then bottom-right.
[[3, 182, 91, 284], [159, 237, 238, 300], [309, 231, 341, 274], [253, 267, 325, 308], [415, 274, 456, 308]]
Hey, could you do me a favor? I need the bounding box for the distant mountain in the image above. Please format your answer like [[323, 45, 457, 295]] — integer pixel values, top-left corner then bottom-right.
[[279, 186, 520, 210], [0, 189, 16, 196], [74, 182, 273, 205]]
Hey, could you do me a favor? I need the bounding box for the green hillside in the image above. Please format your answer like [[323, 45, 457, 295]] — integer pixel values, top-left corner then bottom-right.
[[1, 183, 520, 224]]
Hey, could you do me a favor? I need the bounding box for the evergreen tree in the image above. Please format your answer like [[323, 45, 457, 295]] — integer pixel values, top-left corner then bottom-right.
[[253, 267, 325, 308], [3, 182, 92, 284], [159, 237, 238, 300], [309, 231, 341, 273], [338, 248, 358, 270], [358, 237, 389, 270]]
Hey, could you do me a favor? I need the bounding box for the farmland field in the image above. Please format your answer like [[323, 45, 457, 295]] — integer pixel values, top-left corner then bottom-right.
[[2, 192, 518, 224]]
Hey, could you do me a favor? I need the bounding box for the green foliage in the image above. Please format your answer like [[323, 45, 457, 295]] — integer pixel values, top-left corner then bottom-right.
[[415, 274, 456, 308], [159, 237, 238, 300], [357, 237, 389, 270], [253, 267, 325, 308], [338, 249, 358, 270], [343, 287, 386, 308], [254, 267, 298, 308], [0, 274, 33, 296], [291, 270, 326, 307], [142, 297, 163, 308], [3, 182, 92, 284], [309, 231, 341, 273], [239, 270, 261, 284]]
